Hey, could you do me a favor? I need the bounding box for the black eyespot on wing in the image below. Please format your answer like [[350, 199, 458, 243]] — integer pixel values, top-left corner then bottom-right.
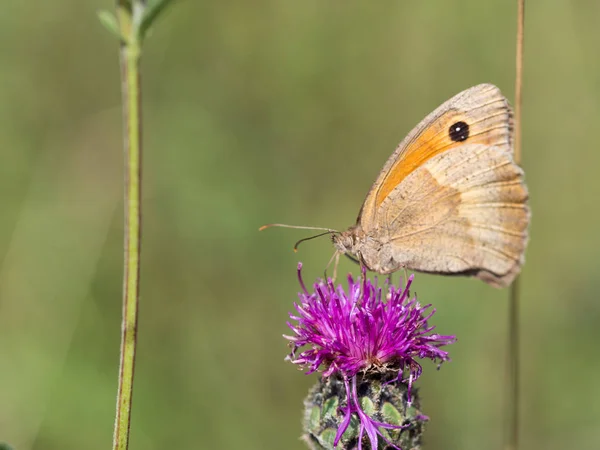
[[449, 121, 469, 142]]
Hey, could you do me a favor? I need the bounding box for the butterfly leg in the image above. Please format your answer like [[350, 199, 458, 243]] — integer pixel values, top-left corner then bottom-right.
[[324, 250, 341, 282], [332, 252, 340, 282], [343, 252, 361, 265]]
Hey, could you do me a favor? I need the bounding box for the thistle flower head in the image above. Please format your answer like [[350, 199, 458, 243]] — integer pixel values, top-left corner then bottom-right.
[[286, 263, 455, 390], [285, 263, 456, 449]]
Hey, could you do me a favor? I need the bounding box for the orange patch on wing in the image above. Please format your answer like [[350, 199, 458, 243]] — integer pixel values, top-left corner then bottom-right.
[[375, 111, 501, 208]]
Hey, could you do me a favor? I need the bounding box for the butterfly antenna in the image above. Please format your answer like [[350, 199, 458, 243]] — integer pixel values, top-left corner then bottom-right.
[[293, 231, 336, 252], [259, 223, 338, 233]]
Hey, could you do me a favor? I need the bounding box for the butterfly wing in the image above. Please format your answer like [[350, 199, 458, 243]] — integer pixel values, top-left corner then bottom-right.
[[358, 84, 513, 230], [355, 84, 529, 287]]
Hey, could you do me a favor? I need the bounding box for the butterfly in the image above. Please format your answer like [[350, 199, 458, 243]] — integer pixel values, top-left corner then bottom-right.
[[263, 84, 530, 287]]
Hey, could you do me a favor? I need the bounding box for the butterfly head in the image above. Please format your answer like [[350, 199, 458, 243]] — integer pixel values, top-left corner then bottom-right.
[[332, 226, 364, 259]]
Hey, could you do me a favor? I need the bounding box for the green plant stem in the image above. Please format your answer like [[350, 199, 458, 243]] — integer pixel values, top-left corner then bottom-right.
[[112, 14, 143, 450], [506, 1, 524, 450], [507, 278, 520, 450]]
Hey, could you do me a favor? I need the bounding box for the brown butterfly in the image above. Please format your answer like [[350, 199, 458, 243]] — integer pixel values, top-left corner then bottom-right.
[[262, 84, 530, 288]]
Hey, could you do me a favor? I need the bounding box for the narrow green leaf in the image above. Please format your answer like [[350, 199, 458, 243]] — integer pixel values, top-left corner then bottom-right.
[[0, 443, 15, 450], [97, 10, 123, 41], [139, 0, 175, 39]]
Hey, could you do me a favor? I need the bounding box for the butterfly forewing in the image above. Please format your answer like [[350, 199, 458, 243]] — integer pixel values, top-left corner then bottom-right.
[[358, 84, 513, 230], [352, 84, 528, 287]]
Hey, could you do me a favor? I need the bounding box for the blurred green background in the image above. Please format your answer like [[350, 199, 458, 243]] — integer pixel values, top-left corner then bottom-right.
[[1, 1, 599, 449]]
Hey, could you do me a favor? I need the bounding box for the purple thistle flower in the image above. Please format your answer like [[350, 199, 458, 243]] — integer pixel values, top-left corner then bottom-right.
[[285, 263, 456, 450]]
